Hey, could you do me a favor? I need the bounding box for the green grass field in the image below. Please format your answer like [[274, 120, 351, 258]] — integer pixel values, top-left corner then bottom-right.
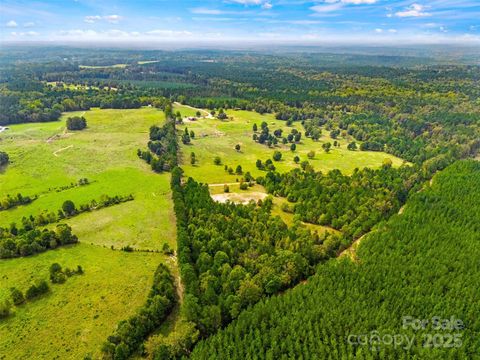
[[0, 107, 175, 250], [79, 64, 127, 69], [173, 106, 407, 184], [0, 243, 165, 359], [0, 107, 177, 358]]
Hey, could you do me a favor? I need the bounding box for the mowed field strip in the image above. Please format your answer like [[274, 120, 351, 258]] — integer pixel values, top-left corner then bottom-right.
[[0, 107, 177, 358]]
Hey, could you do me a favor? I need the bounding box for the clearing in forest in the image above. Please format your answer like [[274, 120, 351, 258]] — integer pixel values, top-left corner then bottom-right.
[[173, 104, 406, 185]]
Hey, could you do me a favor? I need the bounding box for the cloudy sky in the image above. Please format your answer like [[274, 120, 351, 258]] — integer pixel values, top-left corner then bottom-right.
[[1, 0, 479, 45]]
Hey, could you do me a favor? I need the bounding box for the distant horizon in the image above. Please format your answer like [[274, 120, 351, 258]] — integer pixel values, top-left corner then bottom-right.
[[1, 0, 479, 46]]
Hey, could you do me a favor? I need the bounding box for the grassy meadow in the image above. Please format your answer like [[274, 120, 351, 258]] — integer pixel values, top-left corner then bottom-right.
[[0, 244, 164, 359], [0, 107, 175, 250], [174, 106, 406, 184], [0, 107, 177, 358]]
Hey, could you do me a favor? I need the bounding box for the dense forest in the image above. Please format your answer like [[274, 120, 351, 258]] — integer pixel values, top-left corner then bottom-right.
[[1, 49, 479, 166], [190, 160, 480, 359], [258, 164, 421, 240]]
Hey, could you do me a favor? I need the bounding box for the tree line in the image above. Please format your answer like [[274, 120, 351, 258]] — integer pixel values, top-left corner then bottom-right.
[[102, 264, 176, 360], [0, 223, 78, 259], [137, 105, 178, 172]]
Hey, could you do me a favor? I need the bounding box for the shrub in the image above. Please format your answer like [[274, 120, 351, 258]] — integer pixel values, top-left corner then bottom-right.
[[25, 280, 49, 300], [0, 151, 9, 166], [0, 300, 11, 319], [273, 151, 282, 161], [66, 116, 87, 131], [10, 287, 25, 306]]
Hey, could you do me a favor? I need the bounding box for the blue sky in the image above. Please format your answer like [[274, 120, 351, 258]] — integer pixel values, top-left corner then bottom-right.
[[1, 0, 479, 45]]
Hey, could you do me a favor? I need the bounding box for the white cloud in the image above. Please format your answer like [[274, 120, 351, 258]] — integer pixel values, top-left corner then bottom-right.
[[10, 30, 38, 36], [84, 15, 122, 24], [84, 15, 101, 23], [388, 29, 397, 33], [190, 8, 224, 15], [341, 0, 376, 3], [262, 2, 273, 9], [23, 22, 35, 28], [146, 29, 193, 37], [324, 0, 376, 4], [311, 0, 376, 14], [375, 28, 383, 33], [310, 3, 344, 13], [395, 4, 431, 18], [104, 15, 122, 24], [229, 0, 263, 4], [6, 20, 18, 28]]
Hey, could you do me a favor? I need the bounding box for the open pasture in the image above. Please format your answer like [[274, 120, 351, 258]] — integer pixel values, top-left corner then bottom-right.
[[0, 244, 164, 360], [174, 106, 406, 184], [0, 107, 175, 250]]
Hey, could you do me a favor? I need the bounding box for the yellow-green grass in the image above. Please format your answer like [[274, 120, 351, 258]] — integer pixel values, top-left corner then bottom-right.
[[270, 196, 340, 236], [0, 243, 165, 360], [174, 107, 407, 184], [79, 64, 127, 69], [138, 60, 159, 65], [0, 107, 175, 250], [173, 103, 210, 118]]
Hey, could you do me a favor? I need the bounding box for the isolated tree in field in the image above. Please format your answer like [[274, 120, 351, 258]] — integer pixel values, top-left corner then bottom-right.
[[190, 130, 195, 139], [196, 110, 201, 118], [182, 127, 191, 144], [252, 134, 258, 141], [256, 159, 263, 169], [66, 116, 87, 131], [261, 121, 268, 130], [294, 133, 301, 142], [0, 151, 9, 166], [10, 287, 25, 306], [322, 142, 332, 153], [217, 108, 228, 120], [62, 200, 76, 217], [290, 143, 296, 152], [273, 151, 282, 161], [0, 300, 11, 319], [294, 155, 300, 163], [311, 128, 321, 141], [190, 152, 196, 165], [347, 141, 358, 151], [235, 144, 241, 152], [307, 150, 315, 159], [162, 242, 173, 255], [253, 123, 258, 132], [236, 165, 243, 174], [214, 156, 221, 165], [330, 129, 340, 139], [224, 184, 230, 193]]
